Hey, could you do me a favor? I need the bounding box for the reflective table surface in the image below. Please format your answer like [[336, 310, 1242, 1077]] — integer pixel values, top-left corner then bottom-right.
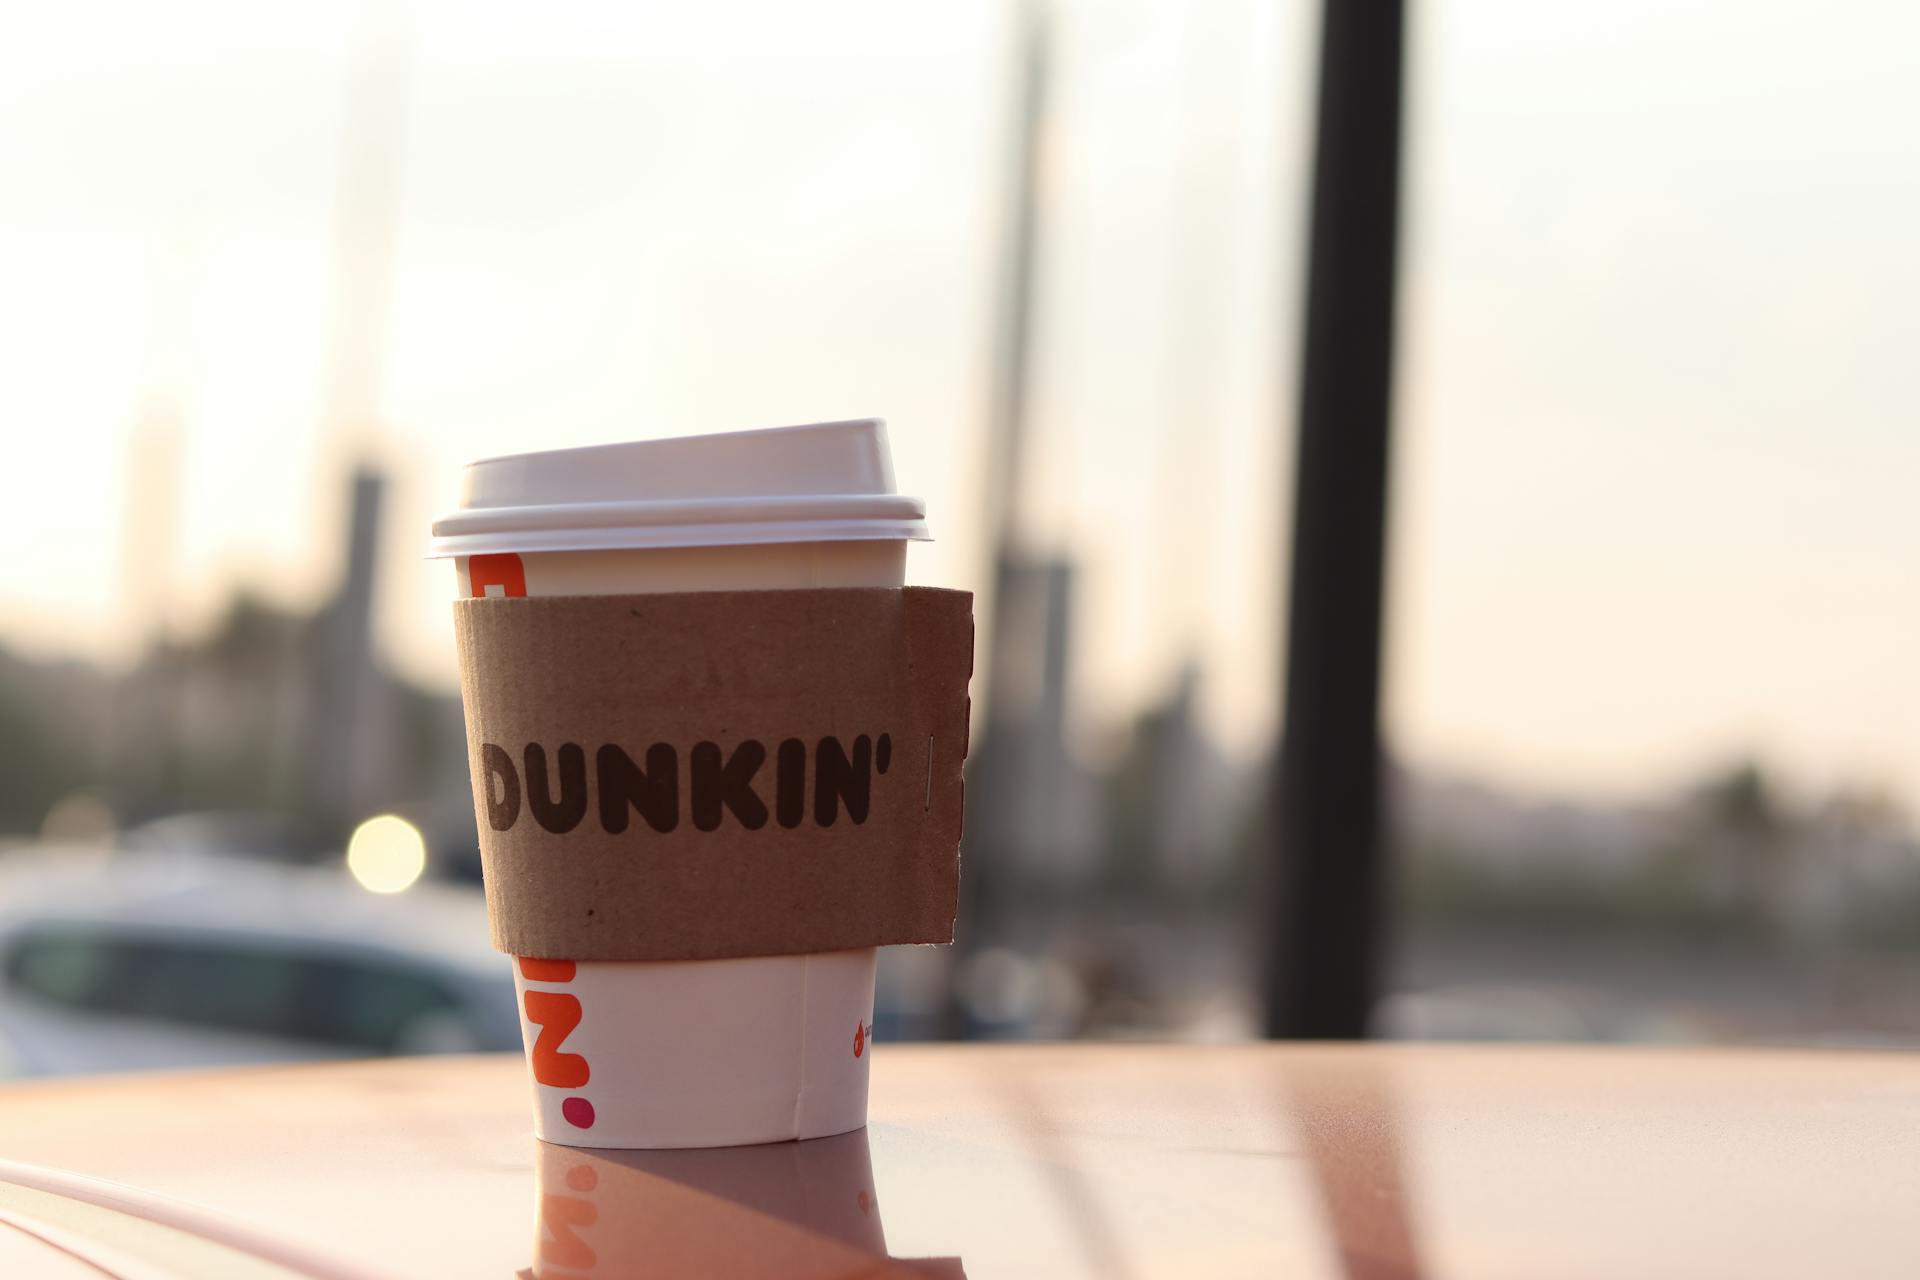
[[0, 1044, 1916, 1278]]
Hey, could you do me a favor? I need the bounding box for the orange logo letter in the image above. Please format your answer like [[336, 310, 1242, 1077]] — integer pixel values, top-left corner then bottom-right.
[[523, 991, 589, 1088]]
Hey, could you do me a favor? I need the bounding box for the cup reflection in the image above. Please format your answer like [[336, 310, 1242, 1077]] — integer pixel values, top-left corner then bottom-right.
[[530, 1128, 963, 1279]]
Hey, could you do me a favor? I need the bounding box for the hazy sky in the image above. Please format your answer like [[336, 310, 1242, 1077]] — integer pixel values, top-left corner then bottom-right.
[[1, 0, 1915, 811]]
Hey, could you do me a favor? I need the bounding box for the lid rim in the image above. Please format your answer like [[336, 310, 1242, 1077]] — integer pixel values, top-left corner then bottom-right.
[[434, 492, 926, 534], [426, 518, 931, 560]]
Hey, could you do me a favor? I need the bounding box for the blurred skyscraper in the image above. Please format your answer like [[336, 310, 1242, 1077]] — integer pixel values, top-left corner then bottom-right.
[[305, 468, 388, 829], [968, 554, 1102, 894]]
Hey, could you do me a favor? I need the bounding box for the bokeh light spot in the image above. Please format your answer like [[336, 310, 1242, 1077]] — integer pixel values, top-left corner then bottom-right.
[[346, 814, 427, 894]]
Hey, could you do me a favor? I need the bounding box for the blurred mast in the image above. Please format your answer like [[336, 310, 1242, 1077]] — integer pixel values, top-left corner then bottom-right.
[[1265, 0, 1406, 1037], [121, 229, 198, 658], [945, 0, 1051, 1037], [980, 0, 1047, 558], [321, 2, 413, 455], [307, 4, 414, 832], [107, 230, 199, 823]]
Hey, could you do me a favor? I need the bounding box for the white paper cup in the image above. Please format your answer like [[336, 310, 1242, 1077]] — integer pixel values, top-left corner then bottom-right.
[[433, 420, 928, 1149]]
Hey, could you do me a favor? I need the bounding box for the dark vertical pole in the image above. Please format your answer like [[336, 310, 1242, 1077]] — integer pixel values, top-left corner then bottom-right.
[[1266, 0, 1406, 1039]]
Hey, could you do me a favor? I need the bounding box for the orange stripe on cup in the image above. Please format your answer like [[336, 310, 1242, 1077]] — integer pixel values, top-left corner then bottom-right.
[[518, 957, 578, 983]]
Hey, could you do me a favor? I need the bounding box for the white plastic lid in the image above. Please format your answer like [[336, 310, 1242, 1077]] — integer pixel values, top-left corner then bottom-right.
[[428, 418, 930, 558]]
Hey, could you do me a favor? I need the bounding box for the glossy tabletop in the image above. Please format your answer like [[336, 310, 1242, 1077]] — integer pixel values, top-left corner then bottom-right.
[[0, 1044, 1916, 1278]]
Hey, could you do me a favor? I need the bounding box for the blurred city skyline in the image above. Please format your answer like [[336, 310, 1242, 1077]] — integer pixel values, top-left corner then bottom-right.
[[2, 0, 1917, 815]]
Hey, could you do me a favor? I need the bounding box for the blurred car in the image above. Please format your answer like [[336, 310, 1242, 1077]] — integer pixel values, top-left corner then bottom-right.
[[118, 810, 333, 863], [0, 849, 519, 1077]]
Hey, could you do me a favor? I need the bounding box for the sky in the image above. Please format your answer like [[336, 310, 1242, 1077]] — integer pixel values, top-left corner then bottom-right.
[[0, 0, 1915, 812]]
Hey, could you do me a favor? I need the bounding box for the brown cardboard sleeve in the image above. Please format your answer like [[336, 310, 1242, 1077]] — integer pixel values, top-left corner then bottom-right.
[[453, 587, 973, 961]]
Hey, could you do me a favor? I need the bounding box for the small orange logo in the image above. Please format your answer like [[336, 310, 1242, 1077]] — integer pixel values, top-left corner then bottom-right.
[[853, 1021, 866, 1057], [469, 552, 528, 598]]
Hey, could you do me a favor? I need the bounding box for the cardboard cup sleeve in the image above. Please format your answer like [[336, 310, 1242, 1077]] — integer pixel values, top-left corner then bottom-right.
[[453, 586, 974, 962]]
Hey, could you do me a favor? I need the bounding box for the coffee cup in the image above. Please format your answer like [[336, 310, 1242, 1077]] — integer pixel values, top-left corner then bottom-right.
[[432, 419, 936, 1148]]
